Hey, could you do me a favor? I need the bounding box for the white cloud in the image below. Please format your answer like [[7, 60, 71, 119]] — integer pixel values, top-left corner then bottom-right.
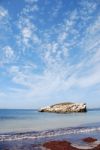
[[79, 14, 100, 68], [16, 15, 38, 50], [40, 10, 78, 69], [0, 6, 11, 29], [0, 6, 14, 64], [23, 62, 37, 70], [78, 67, 100, 87], [32, 34, 41, 44], [3, 46, 14, 59], [78, 0, 97, 21], [9, 66, 19, 74], [21, 27, 32, 46], [22, 27, 32, 38], [12, 1, 100, 94], [0, 46, 15, 65], [9, 66, 31, 87], [0, 6, 8, 19], [87, 16, 100, 34], [9, 64, 37, 88]]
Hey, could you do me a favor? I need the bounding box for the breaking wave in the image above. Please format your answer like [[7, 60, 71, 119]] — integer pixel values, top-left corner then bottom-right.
[[0, 126, 100, 142]]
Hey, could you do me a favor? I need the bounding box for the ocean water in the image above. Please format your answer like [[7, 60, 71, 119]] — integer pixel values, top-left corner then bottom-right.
[[0, 108, 100, 133]]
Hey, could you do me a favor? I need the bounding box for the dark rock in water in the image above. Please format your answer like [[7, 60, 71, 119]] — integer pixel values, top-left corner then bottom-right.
[[43, 141, 72, 150], [82, 137, 97, 143], [39, 102, 87, 113]]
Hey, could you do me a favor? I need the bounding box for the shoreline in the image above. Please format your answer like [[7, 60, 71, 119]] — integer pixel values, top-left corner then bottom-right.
[[0, 136, 100, 150], [0, 125, 100, 141], [0, 125, 100, 150]]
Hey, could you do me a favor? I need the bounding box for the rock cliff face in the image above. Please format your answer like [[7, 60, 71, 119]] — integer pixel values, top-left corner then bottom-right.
[[39, 102, 87, 113]]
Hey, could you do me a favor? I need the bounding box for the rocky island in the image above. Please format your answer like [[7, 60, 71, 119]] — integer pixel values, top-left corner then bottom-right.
[[39, 102, 87, 113]]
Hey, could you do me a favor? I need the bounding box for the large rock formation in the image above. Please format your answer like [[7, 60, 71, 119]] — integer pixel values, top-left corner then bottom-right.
[[39, 102, 87, 113]]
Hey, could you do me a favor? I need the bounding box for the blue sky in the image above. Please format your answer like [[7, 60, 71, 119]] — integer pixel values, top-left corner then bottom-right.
[[0, 0, 100, 109]]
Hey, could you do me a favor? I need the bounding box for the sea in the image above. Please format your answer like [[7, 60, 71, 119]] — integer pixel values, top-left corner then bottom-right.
[[0, 108, 100, 133]]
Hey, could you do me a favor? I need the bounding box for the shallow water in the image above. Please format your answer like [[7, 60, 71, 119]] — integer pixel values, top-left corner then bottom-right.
[[0, 108, 100, 133]]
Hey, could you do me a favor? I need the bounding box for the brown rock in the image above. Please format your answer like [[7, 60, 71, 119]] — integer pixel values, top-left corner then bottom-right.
[[43, 140, 100, 150], [82, 137, 97, 143], [43, 141, 79, 150]]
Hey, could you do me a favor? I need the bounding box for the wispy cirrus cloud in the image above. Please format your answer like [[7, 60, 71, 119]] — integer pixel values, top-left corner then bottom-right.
[[0, 0, 100, 108], [3, 46, 14, 59], [0, 6, 12, 33], [0, 6, 8, 19], [9, 0, 100, 91]]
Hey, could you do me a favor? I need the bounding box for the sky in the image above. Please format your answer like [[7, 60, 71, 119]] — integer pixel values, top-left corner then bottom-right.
[[0, 0, 100, 109]]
